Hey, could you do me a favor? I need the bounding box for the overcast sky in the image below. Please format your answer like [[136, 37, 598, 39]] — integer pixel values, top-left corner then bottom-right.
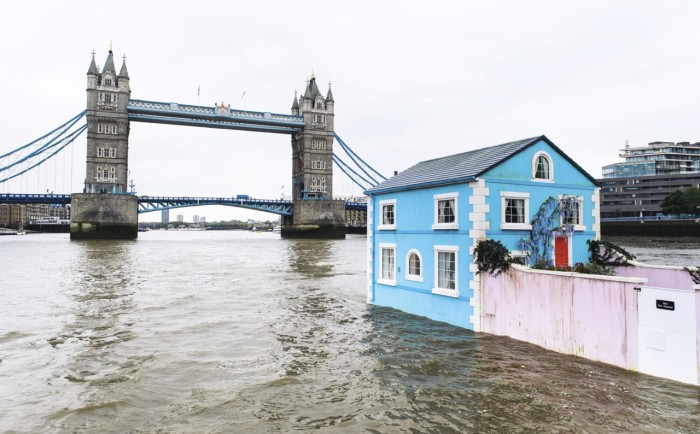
[[1, 1, 699, 222]]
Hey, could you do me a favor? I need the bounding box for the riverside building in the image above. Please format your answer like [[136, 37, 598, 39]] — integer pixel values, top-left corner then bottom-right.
[[599, 141, 700, 218]]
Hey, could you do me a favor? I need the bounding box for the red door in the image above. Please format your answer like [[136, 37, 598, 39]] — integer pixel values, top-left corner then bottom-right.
[[554, 236, 569, 266]]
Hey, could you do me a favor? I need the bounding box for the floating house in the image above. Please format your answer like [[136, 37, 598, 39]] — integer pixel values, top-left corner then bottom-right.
[[366, 135, 700, 386], [364, 135, 600, 330]]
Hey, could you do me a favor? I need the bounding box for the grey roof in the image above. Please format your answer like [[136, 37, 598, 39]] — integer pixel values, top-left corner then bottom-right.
[[326, 85, 334, 102], [366, 135, 597, 194], [87, 54, 98, 75], [291, 93, 299, 110], [304, 77, 321, 100], [118, 59, 129, 78], [102, 51, 116, 74]]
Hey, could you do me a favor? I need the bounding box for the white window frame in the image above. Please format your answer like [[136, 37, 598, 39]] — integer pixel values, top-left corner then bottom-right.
[[500, 191, 531, 230], [378, 243, 397, 286], [378, 199, 397, 230], [433, 245, 459, 297], [559, 195, 586, 231], [405, 249, 423, 282], [432, 192, 459, 230], [532, 151, 554, 182], [109, 148, 117, 158]]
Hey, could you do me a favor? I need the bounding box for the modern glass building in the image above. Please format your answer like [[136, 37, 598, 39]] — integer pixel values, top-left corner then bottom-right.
[[599, 141, 700, 218]]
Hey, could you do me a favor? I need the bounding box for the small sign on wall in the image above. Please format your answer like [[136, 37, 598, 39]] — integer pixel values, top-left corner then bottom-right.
[[656, 300, 675, 311]]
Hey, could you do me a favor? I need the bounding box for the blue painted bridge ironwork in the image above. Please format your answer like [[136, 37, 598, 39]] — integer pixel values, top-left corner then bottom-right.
[[127, 100, 306, 134], [0, 194, 367, 216]]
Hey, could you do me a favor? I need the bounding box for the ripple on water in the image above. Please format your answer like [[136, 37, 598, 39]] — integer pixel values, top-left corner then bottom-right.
[[1, 232, 699, 433]]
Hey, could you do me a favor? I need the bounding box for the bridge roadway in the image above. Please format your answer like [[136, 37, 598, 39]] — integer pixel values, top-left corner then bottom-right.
[[0, 194, 367, 216]]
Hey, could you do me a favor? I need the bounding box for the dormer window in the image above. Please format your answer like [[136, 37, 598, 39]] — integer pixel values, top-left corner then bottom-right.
[[103, 77, 113, 86], [532, 151, 554, 182]]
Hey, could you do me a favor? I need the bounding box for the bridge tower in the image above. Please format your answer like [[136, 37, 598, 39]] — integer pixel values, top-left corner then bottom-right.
[[70, 47, 138, 239], [283, 74, 346, 238]]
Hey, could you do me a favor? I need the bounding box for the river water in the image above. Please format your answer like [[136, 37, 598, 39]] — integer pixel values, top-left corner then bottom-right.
[[1, 231, 698, 433]]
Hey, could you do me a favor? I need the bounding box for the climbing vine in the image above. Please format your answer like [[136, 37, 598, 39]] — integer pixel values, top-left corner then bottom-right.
[[519, 195, 579, 268]]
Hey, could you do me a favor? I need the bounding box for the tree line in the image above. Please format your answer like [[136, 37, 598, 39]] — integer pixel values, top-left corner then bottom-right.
[[660, 187, 700, 216]]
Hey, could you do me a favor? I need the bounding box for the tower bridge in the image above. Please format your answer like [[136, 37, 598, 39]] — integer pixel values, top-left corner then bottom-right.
[[0, 47, 380, 238], [67, 48, 376, 239]]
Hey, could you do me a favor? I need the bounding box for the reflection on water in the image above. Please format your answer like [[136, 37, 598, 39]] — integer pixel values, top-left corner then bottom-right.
[[1, 232, 698, 433]]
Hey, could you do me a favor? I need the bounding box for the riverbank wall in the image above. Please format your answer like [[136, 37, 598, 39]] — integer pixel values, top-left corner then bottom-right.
[[602, 220, 700, 237], [482, 264, 700, 386]]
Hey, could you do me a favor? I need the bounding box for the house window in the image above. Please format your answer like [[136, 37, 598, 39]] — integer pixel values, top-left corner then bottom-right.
[[560, 196, 585, 231], [433, 245, 458, 297], [532, 151, 554, 182], [111, 124, 117, 134], [378, 199, 396, 230], [501, 191, 531, 230], [104, 77, 112, 86], [109, 148, 116, 158], [405, 249, 423, 282], [432, 192, 459, 230], [96, 166, 103, 180], [379, 243, 397, 286], [97, 148, 103, 157]]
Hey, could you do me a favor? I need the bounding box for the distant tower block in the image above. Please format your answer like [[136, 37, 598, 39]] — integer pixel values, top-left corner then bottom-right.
[[283, 74, 345, 238], [70, 47, 138, 240]]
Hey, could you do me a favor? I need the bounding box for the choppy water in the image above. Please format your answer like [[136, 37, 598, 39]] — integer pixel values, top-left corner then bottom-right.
[[1, 231, 698, 433]]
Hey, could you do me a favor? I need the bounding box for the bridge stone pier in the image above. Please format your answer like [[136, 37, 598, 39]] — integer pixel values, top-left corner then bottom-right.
[[71, 48, 346, 240]]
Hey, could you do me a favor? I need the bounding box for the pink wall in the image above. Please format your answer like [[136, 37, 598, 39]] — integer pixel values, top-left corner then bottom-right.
[[482, 266, 645, 370], [614, 261, 695, 291]]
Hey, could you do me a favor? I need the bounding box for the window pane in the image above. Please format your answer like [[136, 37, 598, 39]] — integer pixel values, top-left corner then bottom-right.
[[381, 248, 395, 280], [505, 198, 525, 223], [408, 253, 420, 275], [437, 251, 455, 289], [438, 199, 455, 223], [535, 156, 550, 179], [382, 204, 395, 225], [565, 201, 580, 225]]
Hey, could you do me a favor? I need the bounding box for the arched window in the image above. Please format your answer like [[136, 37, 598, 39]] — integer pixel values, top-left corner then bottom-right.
[[532, 151, 553, 181], [405, 249, 423, 282]]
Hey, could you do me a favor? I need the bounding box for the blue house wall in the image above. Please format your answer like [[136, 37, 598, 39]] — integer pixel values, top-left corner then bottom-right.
[[367, 137, 599, 331], [482, 140, 598, 262], [369, 184, 476, 329]]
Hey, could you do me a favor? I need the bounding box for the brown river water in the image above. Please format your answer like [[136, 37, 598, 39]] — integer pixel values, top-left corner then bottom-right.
[[0, 231, 698, 433]]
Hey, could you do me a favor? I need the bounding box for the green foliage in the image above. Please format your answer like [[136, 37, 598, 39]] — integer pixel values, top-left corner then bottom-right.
[[682, 266, 700, 284], [660, 189, 687, 216], [474, 239, 512, 277], [587, 239, 635, 274], [660, 187, 700, 216], [531, 260, 613, 275]]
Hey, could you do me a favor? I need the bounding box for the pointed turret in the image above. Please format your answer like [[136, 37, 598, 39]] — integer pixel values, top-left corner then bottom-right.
[[326, 83, 334, 102], [291, 91, 299, 115], [87, 52, 99, 75], [118, 58, 129, 79], [102, 48, 116, 74]]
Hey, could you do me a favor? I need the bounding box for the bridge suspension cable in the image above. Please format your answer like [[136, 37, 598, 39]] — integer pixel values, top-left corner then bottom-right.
[[333, 133, 387, 185], [332, 154, 372, 191], [0, 111, 87, 184]]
